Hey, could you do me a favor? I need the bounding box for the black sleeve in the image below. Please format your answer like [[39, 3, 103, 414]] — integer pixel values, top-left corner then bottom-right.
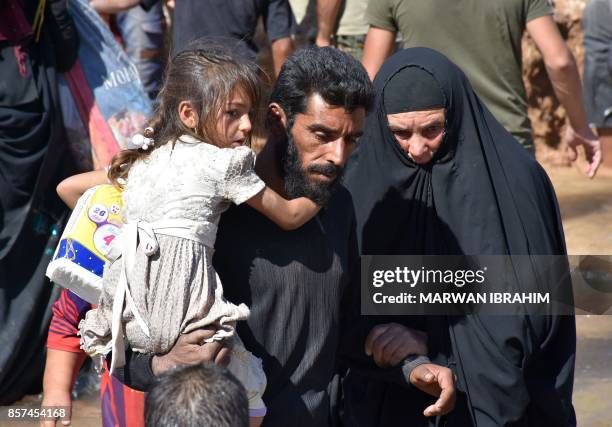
[[106, 349, 157, 392], [139, 0, 161, 12], [264, 0, 296, 41], [46, 0, 79, 71], [337, 218, 430, 389]]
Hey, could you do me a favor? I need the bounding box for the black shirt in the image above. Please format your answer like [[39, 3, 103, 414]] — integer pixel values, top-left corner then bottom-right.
[[212, 186, 356, 426], [140, 0, 296, 54]]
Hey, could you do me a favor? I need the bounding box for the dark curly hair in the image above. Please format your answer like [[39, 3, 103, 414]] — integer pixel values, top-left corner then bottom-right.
[[270, 46, 374, 127]]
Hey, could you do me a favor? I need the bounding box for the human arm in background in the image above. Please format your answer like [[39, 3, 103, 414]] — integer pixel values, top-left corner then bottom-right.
[[315, 0, 342, 47], [41, 290, 91, 427], [40, 350, 87, 427], [271, 37, 295, 77], [265, 0, 296, 76], [361, 27, 397, 81], [56, 169, 110, 209], [527, 15, 602, 178], [89, 0, 140, 14]]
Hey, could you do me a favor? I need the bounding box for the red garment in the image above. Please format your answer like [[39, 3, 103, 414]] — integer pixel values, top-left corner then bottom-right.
[[47, 289, 145, 427]]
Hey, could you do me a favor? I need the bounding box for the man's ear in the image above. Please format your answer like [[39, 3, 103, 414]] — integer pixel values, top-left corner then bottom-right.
[[267, 103, 288, 129], [178, 101, 198, 129]]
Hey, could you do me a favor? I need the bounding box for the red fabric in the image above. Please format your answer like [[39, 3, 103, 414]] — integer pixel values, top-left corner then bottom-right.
[[0, 0, 33, 43], [47, 289, 145, 427], [47, 289, 89, 352]]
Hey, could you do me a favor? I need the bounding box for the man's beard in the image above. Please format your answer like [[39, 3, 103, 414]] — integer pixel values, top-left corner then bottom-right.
[[281, 130, 343, 206]]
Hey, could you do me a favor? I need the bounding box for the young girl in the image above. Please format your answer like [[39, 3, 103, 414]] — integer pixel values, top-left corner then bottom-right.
[[61, 45, 321, 424]]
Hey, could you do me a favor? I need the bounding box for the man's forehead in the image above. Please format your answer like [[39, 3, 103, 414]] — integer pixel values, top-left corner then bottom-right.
[[299, 94, 365, 129]]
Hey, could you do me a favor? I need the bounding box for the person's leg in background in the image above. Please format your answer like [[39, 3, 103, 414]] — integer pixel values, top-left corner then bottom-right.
[[115, 2, 165, 100]]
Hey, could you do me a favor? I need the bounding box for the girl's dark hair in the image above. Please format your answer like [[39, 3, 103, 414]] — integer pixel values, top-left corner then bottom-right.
[[108, 42, 264, 186]]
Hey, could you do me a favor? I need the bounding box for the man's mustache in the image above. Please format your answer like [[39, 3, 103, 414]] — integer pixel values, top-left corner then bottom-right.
[[307, 163, 342, 179]]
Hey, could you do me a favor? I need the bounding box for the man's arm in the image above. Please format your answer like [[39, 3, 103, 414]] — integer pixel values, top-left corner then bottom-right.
[[265, 0, 296, 76], [112, 327, 230, 391], [527, 15, 602, 178], [361, 27, 396, 80], [271, 37, 295, 77], [315, 0, 342, 47]]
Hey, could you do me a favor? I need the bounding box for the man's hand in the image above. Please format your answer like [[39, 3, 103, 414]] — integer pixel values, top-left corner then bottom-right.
[[565, 126, 602, 178], [410, 363, 456, 417], [152, 328, 231, 375], [40, 391, 72, 427], [365, 323, 427, 368]]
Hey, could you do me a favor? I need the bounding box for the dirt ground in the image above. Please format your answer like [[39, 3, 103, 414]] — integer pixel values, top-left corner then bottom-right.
[[2, 164, 611, 427], [545, 164, 612, 427]]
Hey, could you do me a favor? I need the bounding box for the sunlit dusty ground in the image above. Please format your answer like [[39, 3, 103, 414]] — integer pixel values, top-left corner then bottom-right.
[[2, 164, 611, 427], [545, 164, 612, 427]]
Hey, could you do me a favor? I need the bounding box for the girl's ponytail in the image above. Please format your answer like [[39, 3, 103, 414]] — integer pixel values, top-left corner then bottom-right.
[[107, 115, 164, 187]]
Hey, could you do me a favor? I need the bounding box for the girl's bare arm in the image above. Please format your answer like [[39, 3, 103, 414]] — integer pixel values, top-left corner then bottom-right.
[[246, 187, 321, 231], [56, 169, 110, 209]]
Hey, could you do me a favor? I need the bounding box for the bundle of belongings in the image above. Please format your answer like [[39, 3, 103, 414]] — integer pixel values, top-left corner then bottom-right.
[[47, 185, 123, 304]]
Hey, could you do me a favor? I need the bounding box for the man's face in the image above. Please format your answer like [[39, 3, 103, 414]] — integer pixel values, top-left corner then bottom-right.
[[387, 108, 446, 164], [282, 94, 366, 205]]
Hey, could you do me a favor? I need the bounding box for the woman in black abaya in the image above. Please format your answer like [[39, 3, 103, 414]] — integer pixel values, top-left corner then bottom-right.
[[0, 0, 78, 402], [343, 48, 576, 426]]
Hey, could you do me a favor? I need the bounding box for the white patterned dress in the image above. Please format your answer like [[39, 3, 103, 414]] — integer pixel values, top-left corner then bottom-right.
[[79, 135, 267, 415]]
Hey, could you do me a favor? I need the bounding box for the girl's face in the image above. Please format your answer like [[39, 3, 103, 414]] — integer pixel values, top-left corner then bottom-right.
[[215, 88, 253, 149]]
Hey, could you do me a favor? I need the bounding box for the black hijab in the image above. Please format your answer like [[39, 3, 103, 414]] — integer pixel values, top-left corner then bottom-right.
[[343, 48, 576, 426]]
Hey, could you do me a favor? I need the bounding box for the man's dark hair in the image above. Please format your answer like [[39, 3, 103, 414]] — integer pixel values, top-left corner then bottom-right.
[[270, 46, 374, 125], [145, 363, 249, 427]]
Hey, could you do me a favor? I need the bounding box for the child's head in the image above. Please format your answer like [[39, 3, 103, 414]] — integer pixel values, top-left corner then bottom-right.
[[109, 42, 264, 185]]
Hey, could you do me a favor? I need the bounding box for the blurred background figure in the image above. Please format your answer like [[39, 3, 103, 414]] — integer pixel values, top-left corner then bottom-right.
[[0, 0, 78, 402], [361, 0, 601, 176], [92, 0, 295, 77], [582, 0, 612, 170], [289, 0, 368, 59], [145, 363, 249, 427], [333, 0, 368, 60], [89, 0, 165, 100], [115, 3, 165, 100]]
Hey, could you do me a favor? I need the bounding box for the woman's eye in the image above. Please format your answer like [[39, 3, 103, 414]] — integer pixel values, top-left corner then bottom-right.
[[424, 125, 443, 138], [227, 110, 240, 118]]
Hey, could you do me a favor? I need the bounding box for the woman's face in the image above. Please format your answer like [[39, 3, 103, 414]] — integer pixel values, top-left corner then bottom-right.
[[386, 108, 445, 164]]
